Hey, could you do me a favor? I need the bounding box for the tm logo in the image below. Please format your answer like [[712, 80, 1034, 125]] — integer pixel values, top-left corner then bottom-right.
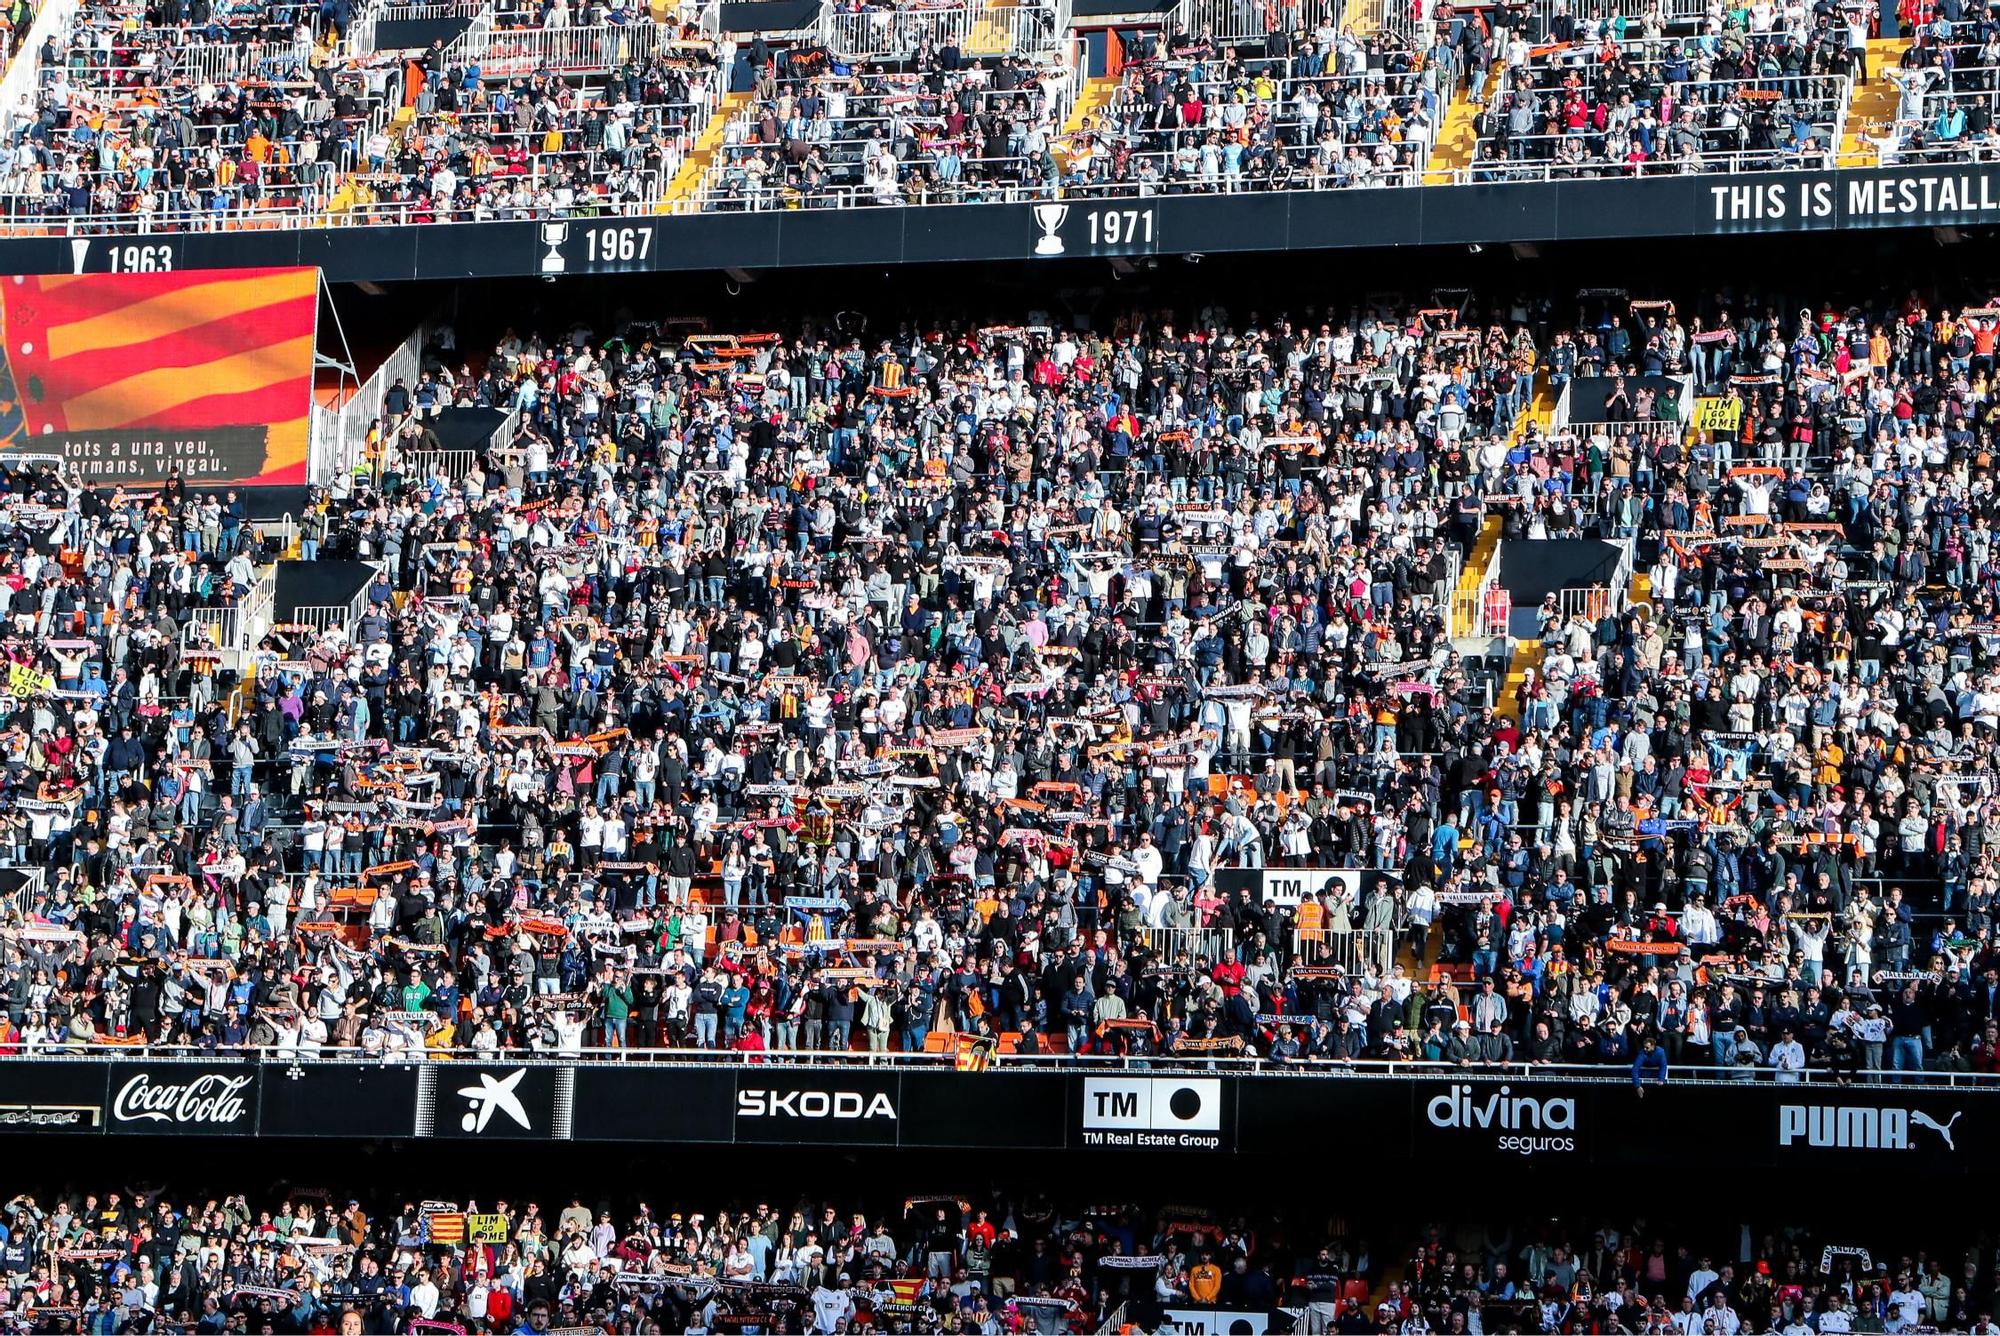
[[1082, 1078, 1220, 1130]]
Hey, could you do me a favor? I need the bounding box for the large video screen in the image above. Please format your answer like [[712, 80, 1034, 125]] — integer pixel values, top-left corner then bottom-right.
[[0, 266, 316, 487]]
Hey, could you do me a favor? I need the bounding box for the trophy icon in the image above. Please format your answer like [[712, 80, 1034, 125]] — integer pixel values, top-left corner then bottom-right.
[[1032, 202, 1069, 256], [540, 222, 570, 274]]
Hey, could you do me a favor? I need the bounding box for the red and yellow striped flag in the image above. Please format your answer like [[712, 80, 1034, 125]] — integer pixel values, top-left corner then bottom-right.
[[0, 267, 316, 486], [424, 1213, 466, 1246], [953, 1034, 996, 1072]]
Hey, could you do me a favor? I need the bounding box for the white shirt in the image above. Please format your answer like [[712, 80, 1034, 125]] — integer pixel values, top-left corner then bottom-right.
[[1131, 845, 1163, 886], [810, 1285, 855, 1333]]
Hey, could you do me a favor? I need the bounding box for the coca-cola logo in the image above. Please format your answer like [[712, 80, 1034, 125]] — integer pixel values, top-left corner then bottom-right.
[[111, 1073, 252, 1126]]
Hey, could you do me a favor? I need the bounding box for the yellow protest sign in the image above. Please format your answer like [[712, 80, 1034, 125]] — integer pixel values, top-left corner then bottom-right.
[[467, 1213, 509, 1244], [1694, 397, 1742, 434], [6, 664, 55, 698]]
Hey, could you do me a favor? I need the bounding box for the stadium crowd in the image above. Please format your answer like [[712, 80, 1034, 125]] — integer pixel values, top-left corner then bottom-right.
[[1, 0, 1931, 226], [0, 1184, 1989, 1334], [0, 0, 721, 229], [3, 285, 2000, 1088], [1873, 11, 2000, 164], [1063, 31, 1436, 197], [706, 41, 1077, 209]]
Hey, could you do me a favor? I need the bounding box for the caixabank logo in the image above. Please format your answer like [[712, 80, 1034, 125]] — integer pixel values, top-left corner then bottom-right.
[[1424, 1084, 1579, 1156], [1081, 1078, 1227, 1150]]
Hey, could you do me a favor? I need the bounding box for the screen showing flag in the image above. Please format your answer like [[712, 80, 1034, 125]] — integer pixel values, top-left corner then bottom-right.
[[0, 266, 316, 487]]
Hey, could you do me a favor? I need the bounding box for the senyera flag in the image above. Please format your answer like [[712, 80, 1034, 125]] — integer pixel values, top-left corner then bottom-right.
[[0, 266, 317, 487]]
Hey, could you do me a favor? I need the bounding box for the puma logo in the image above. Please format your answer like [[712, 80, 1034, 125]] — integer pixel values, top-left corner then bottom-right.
[[1911, 1109, 1962, 1151]]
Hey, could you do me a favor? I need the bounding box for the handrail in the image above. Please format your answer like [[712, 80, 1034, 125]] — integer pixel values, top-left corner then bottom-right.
[[0, 0, 78, 137], [10, 1046, 2000, 1087], [0, 93, 1981, 231], [1190, 0, 1347, 44], [463, 19, 666, 75]]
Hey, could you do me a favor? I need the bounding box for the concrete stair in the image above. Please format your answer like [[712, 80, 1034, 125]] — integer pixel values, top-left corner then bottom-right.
[[1495, 639, 1543, 722], [659, 90, 751, 212], [1838, 37, 1914, 167], [1629, 567, 1653, 615], [1490, 377, 1559, 722], [1453, 514, 1502, 606], [1056, 73, 1118, 167], [1513, 375, 1556, 443], [1423, 88, 1482, 183], [966, 0, 1019, 56]]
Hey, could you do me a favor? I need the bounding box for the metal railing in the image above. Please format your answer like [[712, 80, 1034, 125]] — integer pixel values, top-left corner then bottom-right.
[[309, 27, 718, 219], [289, 572, 377, 639], [0, 61, 1969, 230], [0, 182, 336, 233], [59, 29, 313, 92], [1528, 0, 1710, 34], [175, 33, 312, 84], [349, 0, 487, 52], [399, 447, 480, 481], [1552, 583, 1615, 626], [182, 561, 278, 664], [1550, 376, 1574, 438], [820, 0, 1061, 59], [1291, 922, 1396, 976], [310, 319, 430, 487], [695, 36, 1076, 206], [0, 140, 1911, 229], [466, 19, 665, 74], [0, 0, 77, 137], [1083, 56, 1435, 185], [1133, 924, 1236, 962], [1189, 0, 1346, 42], [1449, 575, 1509, 641], [821, 3, 973, 57], [1473, 67, 1853, 161], [1448, 522, 1504, 641], [1462, 142, 1840, 184], [14, 1046, 2000, 1086], [1377, 0, 1427, 47]]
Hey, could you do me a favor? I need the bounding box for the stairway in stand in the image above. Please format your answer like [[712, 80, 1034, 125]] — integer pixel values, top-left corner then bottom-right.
[[1511, 379, 1556, 445], [1838, 36, 1915, 167], [1489, 376, 1558, 722], [1424, 87, 1482, 183], [966, 0, 1021, 57], [1451, 514, 1502, 610], [658, 91, 752, 211], [1058, 72, 1119, 159], [1495, 640, 1542, 723]]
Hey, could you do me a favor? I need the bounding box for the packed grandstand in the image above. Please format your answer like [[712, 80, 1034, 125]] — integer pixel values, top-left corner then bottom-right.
[[0, 1191, 1990, 1334], [6, 293, 2000, 1081], [0, 0, 1999, 1325], [0, 282, 1995, 1332], [0, 0, 1995, 227]]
